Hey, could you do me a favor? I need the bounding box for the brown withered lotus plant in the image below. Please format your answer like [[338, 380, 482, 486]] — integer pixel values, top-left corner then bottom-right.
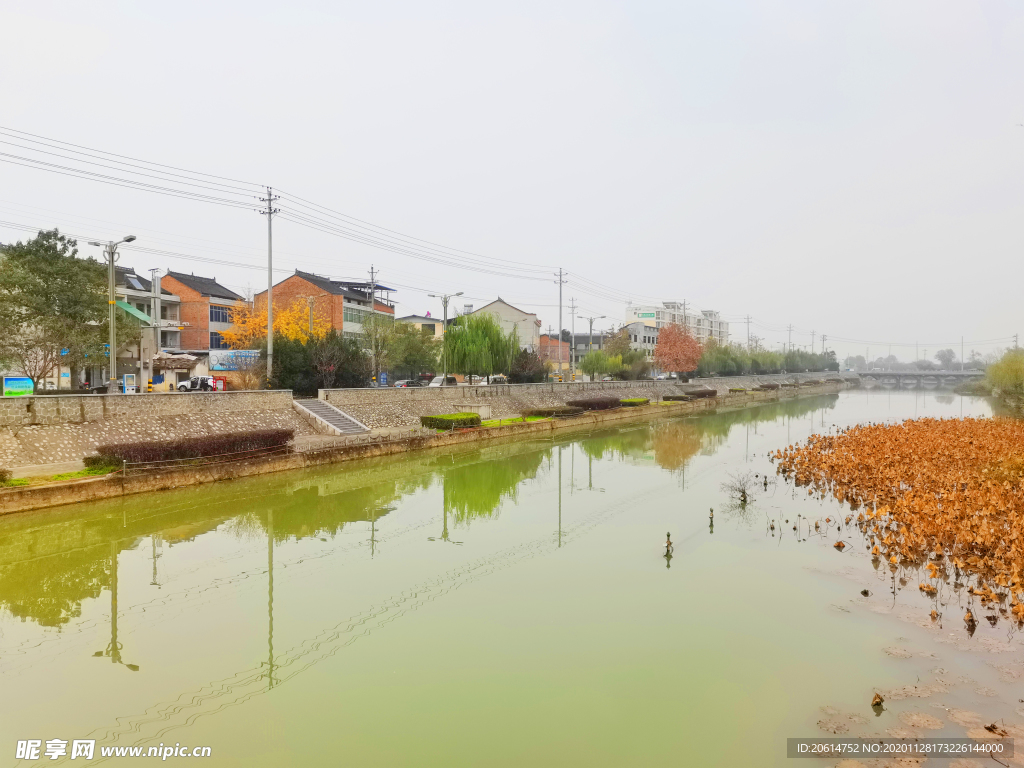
[[774, 417, 1024, 622]]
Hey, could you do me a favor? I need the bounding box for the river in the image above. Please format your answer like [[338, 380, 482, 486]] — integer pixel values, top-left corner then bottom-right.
[[1, 390, 1019, 766]]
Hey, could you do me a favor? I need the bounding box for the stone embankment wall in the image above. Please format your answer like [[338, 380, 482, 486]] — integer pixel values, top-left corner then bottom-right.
[[1, 383, 844, 515], [321, 373, 855, 429], [0, 391, 318, 469]]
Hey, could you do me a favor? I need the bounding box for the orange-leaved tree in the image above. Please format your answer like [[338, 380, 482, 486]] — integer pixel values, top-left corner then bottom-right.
[[220, 298, 331, 349], [653, 322, 702, 376]]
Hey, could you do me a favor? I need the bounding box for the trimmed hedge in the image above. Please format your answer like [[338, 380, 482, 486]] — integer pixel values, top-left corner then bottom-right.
[[662, 394, 692, 402], [95, 429, 295, 464], [728, 388, 746, 393], [755, 382, 780, 390], [780, 382, 799, 388], [420, 413, 481, 430], [619, 398, 650, 407], [521, 406, 584, 418], [683, 388, 716, 399], [83, 455, 122, 470], [565, 396, 622, 411]]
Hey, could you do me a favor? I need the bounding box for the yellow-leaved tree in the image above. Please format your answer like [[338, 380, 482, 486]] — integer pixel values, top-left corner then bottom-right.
[[220, 298, 331, 349]]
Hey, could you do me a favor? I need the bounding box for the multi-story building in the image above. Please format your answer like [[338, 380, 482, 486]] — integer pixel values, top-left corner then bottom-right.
[[570, 332, 610, 369], [161, 271, 246, 352], [254, 270, 396, 342], [622, 321, 659, 361], [466, 299, 541, 352], [624, 301, 729, 345]]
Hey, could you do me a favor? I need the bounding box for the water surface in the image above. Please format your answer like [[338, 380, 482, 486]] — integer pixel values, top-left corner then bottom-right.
[[1, 391, 1017, 766]]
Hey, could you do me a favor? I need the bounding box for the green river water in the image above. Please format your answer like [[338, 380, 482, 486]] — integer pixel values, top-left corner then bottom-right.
[[2, 391, 1022, 766]]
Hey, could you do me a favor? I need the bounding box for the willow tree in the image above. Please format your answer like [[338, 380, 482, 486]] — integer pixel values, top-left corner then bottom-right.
[[443, 313, 518, 380]]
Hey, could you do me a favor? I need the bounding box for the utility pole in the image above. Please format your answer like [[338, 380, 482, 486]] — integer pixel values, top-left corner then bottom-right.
[[569, 298, 577, 381], [88, 235, 137, 391], [582, 315, 605, 381], [787, 324, 793, 354], [821, 334, 827, 356], [258, 187, 279, 386], [427, 291, 463, 385], [149, 268, 162, 393], [1014, 333, 1019, 349], [555, 269, 567, 382], [811, 330, 815, 353], [745, 315, 751, 350], [961, 336, 964, 372], [368, 265, 377, 384]]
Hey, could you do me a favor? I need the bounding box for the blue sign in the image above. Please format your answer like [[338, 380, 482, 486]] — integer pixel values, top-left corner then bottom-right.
[[209, 350, 260, 371], [3, 377, 33, 397], [379, 372, 388, 386]]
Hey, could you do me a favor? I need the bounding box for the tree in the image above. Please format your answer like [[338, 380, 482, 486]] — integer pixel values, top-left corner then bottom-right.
[[268, 331, 370, 395], [391, 322, 439, 379], [653, 323, 702, 376], [934, 349, 957, 369], [0, 229, 138, 388], [360, 313, 401, 382], [221, 298, 325, 349], [604, 327, 631, 357], [560, 329, 571, 342], [580, 351, 608, 380], [444, 313, 519, 379], [508, 348, 546, 383]]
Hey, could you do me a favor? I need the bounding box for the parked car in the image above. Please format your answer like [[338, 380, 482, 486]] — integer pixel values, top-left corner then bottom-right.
[[601, 376, 615, 382], [393, 379, 423, 388], [489, 376, 508, 385], [178, 376, 216, 392], [427, 376, 459, 387]]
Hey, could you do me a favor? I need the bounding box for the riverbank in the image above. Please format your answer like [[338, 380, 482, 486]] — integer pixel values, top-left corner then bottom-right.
[[0, 382, 844, 515]]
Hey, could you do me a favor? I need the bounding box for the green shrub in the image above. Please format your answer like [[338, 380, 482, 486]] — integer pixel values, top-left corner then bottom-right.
[[755, 382, 780, 390], [565, 396, 621, 411], [728, 388, 746, 393], [662, 394, 692, 402], [521, 406, 584, 417], [683, 388, 716, 399], [619, 398, 649, 407], [84, 455, 122, 470], [420, 413, 482, 430], [97, 429, 295, 464]]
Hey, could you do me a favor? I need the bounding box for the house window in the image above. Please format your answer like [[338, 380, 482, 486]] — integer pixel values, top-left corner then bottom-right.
[[210, 305, 231, 323], [210, 332, 227, 349], [421, 324, 436, 336], [343, 306, 369, 325]]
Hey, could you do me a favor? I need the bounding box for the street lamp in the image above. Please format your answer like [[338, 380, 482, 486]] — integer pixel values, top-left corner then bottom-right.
[[583, 315, 605, 381], [89, 235, 137, 392], [427, 291, 462, 385]]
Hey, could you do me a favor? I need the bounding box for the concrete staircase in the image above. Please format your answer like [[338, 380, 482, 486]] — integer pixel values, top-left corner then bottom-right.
[[294, 399, 370, 436]]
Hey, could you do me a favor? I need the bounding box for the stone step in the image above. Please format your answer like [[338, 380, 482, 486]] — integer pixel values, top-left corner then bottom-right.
[[294, 399, 369, 435]]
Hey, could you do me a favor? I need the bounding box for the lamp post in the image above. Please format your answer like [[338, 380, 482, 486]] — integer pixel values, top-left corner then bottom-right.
[[89, 236, 137, 392], [583, 315, 605, 381], [428, 291, 462, 384]]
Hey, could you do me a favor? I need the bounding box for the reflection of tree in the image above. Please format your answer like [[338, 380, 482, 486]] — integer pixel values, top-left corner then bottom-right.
[[0, 548, 111, 627], [579, 428, 652, 461], [443, 450, 545, 524], [697, 394, 838, 439], [651, 422, 703, 471]]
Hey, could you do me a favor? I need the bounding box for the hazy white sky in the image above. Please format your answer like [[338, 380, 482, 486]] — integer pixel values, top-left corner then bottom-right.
[[2, 1, 1022, 361]]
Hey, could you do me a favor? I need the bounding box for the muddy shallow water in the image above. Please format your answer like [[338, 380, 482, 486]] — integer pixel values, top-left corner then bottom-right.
[[0, 390, 1017, 767]]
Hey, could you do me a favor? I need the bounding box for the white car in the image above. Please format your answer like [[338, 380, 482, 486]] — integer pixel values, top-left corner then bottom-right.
[[178, 376, 216, 392], [428, 376, 459, 387]]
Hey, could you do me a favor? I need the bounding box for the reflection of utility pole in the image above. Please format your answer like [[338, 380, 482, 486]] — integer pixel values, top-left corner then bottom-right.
[[95, 540, 139, 671], [264, 509, 276, 690], [149, 534, 161, 587], [558, 445, 563, 547]]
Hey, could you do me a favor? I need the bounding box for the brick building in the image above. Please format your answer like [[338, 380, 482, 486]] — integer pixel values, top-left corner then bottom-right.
[[254, 270, 395, 340], [160, 272, 245, 351], [538, 334, 571, 374]]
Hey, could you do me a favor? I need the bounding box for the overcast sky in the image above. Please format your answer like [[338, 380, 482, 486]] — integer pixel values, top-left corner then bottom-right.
[[2, 1, 1022, 362]]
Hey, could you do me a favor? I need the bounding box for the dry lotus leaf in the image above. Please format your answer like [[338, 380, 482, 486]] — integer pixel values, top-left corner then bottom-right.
[[817, 718, 850, 734], [899, 711, 944, 730], [775, 418, 1024, 611]]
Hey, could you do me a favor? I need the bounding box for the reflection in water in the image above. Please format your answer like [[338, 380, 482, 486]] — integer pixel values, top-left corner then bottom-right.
[[0, 395, 843, 633], [442, 448, 546, 525]]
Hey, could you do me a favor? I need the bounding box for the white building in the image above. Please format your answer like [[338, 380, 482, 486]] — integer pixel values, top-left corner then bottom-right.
[[467, 299, 542, 352], [624, 301, 729, 345]]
